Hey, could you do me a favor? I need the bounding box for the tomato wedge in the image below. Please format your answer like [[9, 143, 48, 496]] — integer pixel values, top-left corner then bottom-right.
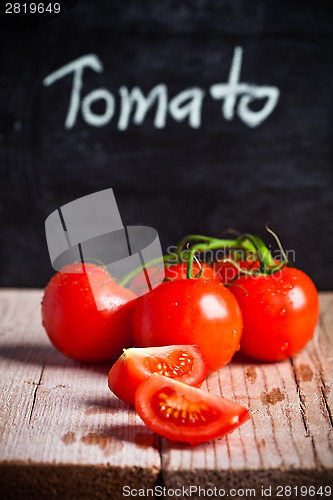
[[135, 374, 250, 445], [108, 345, 207, 405]]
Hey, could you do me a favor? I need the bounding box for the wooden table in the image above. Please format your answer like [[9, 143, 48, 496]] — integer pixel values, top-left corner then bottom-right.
[[0, 290, 332, 499]]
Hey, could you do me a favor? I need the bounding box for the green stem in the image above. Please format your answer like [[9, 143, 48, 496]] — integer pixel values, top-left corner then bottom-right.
[[186, 247, 194, 279], [175, 231, 287, 277], [176, 234, 257, 261], [119, 254, 175, 287], [243, 233, 275, 273], [175, 235, 213, 257], [185, 245, 203, 279]]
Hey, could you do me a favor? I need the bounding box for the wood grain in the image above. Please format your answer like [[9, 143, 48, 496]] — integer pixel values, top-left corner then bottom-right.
[[0, 290, 160, 499], [0, 290, 332, 499], [161, 294, 333, 497]]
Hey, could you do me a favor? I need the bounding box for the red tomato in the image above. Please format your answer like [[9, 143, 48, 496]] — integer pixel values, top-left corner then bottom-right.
[[108, 345, 208, 405], [214, 258, 259, 283], [135, 373, 250, 445], [164, 262, 221, 282], [42, 262, 137, 362], [129, 262, 220, 292], [129, 266, 164, 292], [229, 267, 319, 361], [133, 279, 243, 373]]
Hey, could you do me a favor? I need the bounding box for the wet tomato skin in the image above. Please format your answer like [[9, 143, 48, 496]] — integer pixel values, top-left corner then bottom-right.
[[135, 373, 250, 445], [133, 279, 243, 373], [42, 263, 137, 363], [229, 267, 319, 362], [108, 345, 208, 405], [214, 259, 259, 283]]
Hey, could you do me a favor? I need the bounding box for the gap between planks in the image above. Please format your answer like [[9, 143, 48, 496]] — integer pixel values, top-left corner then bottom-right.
[[1, 289, 333, 498]]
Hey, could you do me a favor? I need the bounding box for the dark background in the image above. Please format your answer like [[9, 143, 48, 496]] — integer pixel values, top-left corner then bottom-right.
[[0, 0, 332, 289]]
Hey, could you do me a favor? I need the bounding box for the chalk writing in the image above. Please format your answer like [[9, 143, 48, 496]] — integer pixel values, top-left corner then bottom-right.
[[43, 47, 280, 130]]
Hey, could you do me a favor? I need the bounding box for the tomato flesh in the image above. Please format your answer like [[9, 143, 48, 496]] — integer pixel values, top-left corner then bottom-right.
[[108, 345, 207, 405], [135, 374, 250, 445], [133, 279, 243, 373], [152, 387, 219, 427]]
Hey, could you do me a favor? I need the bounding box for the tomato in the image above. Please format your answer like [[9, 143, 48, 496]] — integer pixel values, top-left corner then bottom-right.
[[129, 262, 220, 292], [108, 345, 208, 405], [42, 262, 137, 362], [129, 266, 165, 292], [214, 258, 259, 283], [135, 373, 250, 445], [164, 262, 221, 282], [229, 267, 319, 361], [133, 279, 243, 373]]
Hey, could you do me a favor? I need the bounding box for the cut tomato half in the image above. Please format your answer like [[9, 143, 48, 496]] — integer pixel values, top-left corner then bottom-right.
[[108, 345, 208, 406], [135, 373, 250, 445]]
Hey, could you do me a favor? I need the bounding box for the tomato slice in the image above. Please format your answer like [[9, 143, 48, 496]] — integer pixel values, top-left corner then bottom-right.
[[135, 374, 250, 445], [108, 345, 208, 406]]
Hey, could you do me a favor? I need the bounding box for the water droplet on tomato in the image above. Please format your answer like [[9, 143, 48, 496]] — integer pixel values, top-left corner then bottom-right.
[[281, 342, 289, 352], [280, 308, 286, 316]]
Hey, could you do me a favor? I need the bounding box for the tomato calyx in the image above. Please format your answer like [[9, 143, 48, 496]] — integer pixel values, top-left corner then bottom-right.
[[120, 226, 289, 289], [175, 226, 290, 281]]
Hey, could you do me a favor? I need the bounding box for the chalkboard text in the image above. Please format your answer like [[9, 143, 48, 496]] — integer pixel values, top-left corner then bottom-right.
[[43, 47, 280, 130]]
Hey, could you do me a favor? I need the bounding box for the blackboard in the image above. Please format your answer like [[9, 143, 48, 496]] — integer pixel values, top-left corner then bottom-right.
[[0, 0, 332, 289]]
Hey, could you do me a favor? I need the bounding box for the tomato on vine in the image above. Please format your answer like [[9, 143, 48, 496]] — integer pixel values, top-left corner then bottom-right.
[[132, 254, 243, 373], [214, 256, 259, 283], [42, 262, 137, 362], [229, 266, 319, 361], [176, 229, 319, 362]]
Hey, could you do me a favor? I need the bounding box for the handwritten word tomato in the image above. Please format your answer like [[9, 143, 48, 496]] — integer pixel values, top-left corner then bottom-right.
[[133, 279, 243, 373], [229, 267, 319, 361], [42, 263, 136, 362], [108, 345, 207, 405], [135, 374, 250, 445]]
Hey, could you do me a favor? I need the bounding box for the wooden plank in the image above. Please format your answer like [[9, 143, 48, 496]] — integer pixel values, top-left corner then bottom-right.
[[0, 290, 160, 500], [1, 290, 333, 500], [161, 294, 333, 497]]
